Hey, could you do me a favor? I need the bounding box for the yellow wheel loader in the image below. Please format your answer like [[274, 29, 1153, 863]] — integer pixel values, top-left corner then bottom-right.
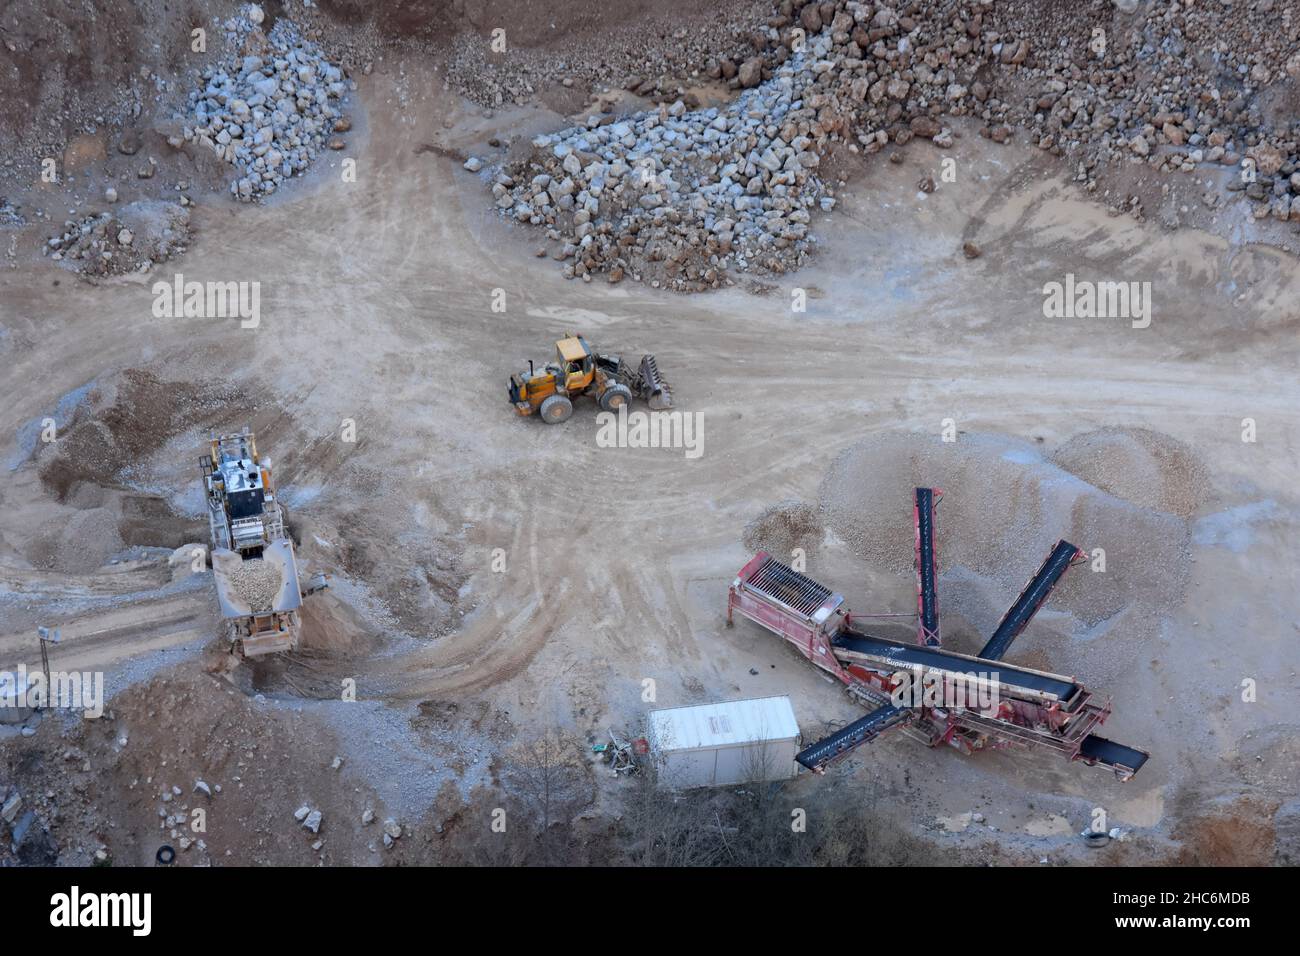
[[507, 334, 672, 424]]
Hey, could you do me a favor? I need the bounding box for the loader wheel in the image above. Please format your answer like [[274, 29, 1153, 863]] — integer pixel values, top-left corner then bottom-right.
[[539, 394, 573, 424], [600, 383, 633, 412]]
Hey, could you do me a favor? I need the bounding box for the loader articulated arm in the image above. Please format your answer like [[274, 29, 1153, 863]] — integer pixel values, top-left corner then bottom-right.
[[595, 351, 673, 410]]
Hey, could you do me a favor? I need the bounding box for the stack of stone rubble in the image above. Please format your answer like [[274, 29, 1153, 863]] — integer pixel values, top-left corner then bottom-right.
[[180, 4, 351, 204]]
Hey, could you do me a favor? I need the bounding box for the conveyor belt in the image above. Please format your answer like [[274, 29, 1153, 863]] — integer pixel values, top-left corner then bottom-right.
[[979, 540, 1082, 661], [1079, 734, 1149, 776], [915, 488, 941, 646], [795, 704, 912, 771], [833, 629, 1080, 701]]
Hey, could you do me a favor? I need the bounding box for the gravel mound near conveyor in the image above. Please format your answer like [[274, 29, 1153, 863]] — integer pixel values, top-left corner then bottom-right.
[[817, 430, 1202, 683], [1052, 426, 1208, 522], [743, 499, 826, 559]]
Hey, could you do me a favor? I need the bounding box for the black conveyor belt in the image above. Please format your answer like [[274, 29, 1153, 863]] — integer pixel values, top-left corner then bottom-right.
[[795, 704, 912, 771], [979, 540, 1081, 661], [915, 488, 940, 646], [1079, 734, 1149, 774], [833, 629, 1080, 701]]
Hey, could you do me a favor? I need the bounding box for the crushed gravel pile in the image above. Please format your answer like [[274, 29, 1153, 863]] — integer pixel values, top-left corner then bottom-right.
[[817, 430, 1199, 682], [743, 499, 826, 558], [997, 0, 1300, 220], [444, 1, 772, 110], [477, 0, 1300, 286], [179, 4, 351, 203], [1052, 426, 1208, 521], [55, 508, 124, 574], [228, 558, 282, 612], [486, 46, 835, 290], [44, 201, 191, 278]]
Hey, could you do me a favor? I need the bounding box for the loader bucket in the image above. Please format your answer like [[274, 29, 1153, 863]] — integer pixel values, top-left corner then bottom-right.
[[640, 354, 672, 410]]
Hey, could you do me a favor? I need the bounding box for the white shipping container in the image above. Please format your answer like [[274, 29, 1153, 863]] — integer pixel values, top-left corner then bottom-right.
[[647, 696, 801, 789]]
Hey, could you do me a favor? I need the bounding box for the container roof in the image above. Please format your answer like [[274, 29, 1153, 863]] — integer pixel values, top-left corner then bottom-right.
[[649, 696, 799, 751]]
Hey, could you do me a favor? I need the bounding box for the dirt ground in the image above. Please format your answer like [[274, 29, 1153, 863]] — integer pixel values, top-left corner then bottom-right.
[[2, 8, 1299, 866]]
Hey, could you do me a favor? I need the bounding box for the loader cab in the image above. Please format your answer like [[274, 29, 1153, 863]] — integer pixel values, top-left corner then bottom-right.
[[556, 335, 594, 392]]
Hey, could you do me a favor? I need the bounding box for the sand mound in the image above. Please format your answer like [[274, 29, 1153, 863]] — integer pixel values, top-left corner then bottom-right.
[[38, 368, 241, 500], [299, 593, 372, 656], [1052, 427, 1208, 520], [51, 507, 123, 573], [817, 432, 1193, 682], [742, 500, 824, 560]]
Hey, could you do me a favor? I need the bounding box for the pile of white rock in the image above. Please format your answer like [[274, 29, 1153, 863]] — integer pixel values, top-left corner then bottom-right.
[[482, 0, 1300, 287], [487, 42, 839, 291], [180, 5, 350, 203]]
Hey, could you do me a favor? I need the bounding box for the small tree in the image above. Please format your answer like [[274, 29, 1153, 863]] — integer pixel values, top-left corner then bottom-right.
[[505, 730, 591, 865], [619, 759, 725, 866]]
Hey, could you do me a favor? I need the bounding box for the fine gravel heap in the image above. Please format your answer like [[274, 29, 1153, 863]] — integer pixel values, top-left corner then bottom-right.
[[228, 558, 283, 612], [816, 430, 1206, 683], [179, 4, 351, 203], [1051, 426, 1208, 522], [743, 500, 827, 559]]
